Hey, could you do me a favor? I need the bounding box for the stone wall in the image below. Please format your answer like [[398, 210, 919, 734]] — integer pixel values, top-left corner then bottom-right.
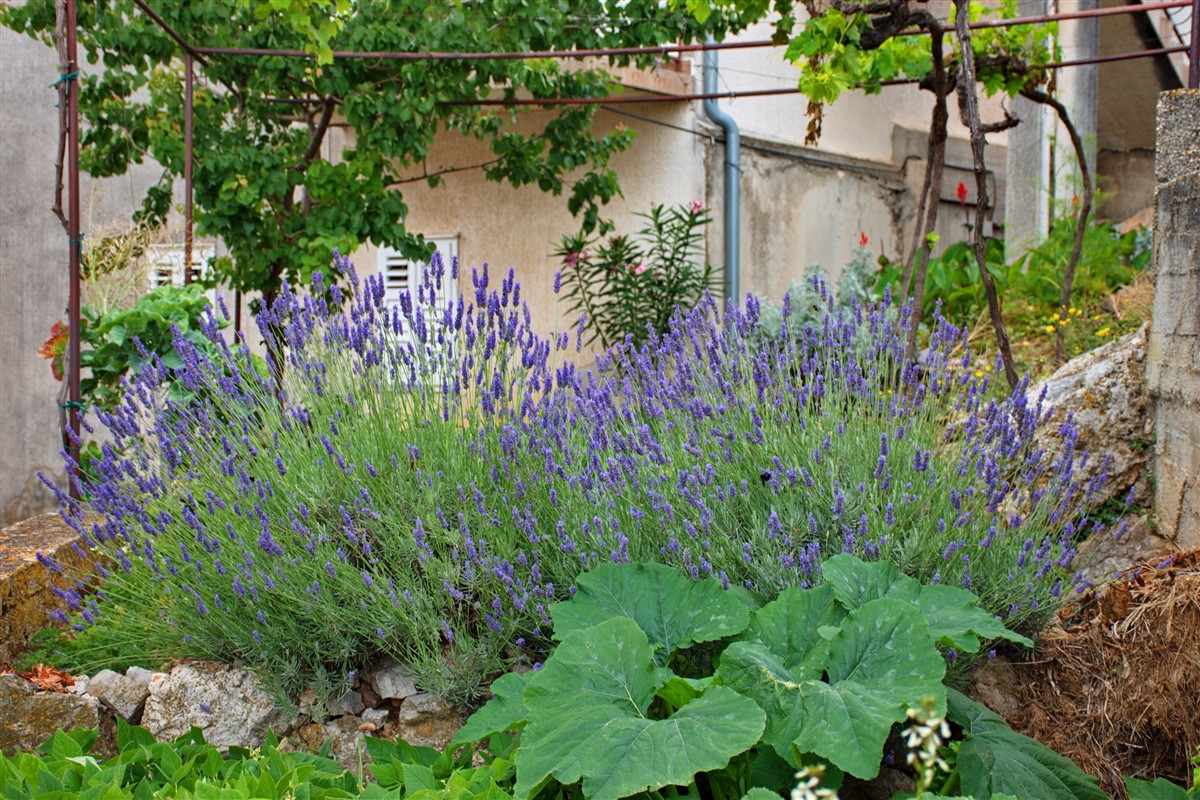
[[0, 514, 85, 664], [1146, 90, 1200, 551]]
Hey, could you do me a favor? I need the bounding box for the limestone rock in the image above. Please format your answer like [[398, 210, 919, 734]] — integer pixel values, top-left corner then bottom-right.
[[294, 715, 368, 768], [1076, 515, 1175, 584], [125, 666, 161, 690], [1031, 324, 1153, 507], [0, 674, 101, 755], [361, 707, 389, 730], [967, 655, 1022, 720], [395, 693, 463, 750], [87, 668, 149, 722], [0, 514, 92, 663], [330, 689, 365, 717], [141, 662, 288, 747], [298, 687, 365, 718], [368, 661, 419, 702]]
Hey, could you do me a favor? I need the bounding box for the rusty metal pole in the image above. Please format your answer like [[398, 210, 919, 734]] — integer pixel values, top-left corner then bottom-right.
[[65, 0, 82, 500], [1190, 0, 1199, 88], [184, 52, 194, 284]]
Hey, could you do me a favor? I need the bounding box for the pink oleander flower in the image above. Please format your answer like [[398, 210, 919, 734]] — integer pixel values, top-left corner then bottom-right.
[[688, 199, 704, 214], [630, 262, 649, 276]]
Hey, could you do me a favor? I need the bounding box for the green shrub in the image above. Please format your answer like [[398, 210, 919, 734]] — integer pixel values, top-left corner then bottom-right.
[[45, 251, 1104, 708], [452, 556, 1105, 800]]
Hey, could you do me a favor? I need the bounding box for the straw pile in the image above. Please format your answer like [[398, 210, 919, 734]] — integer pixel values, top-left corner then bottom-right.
[[1008, 548, 1200, 798]]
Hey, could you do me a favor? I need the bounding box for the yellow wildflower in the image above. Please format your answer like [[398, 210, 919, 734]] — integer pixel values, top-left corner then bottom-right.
[[1045, 325, 1056, 333], [1096, 327, 1112, 337], [974, 370, 984, 378]]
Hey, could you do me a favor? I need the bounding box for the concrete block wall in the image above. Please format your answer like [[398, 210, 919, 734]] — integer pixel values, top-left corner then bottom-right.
[[1147, 89, 1200, 551]]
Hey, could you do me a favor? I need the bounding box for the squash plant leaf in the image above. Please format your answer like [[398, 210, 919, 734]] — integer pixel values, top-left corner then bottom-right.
[[515, 617, 764, 800], [821, 554, 1032, 652], [740, 583, 846, 679], [451, 671, 530, 747], [1124, 776, 1190, 800], [948, 689, 1109, 800], [719, 598, 945, 779], [549, 561, 750, 664]]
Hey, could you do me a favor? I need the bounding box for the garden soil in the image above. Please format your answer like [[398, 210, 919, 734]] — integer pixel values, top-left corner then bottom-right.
[[1007, 548, 1200, 798]]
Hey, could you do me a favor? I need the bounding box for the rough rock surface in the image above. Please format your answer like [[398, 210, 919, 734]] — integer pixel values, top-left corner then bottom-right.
[[1147, 89, 1200, 551], [1076, 515, 1175, 584], [0, 674, 101, 755], [0, 514, 90, 663], [125, 666, 161, 690], [967, 655, 1023, 720], [368, 661, 419, 701], [87, 669, 150, 722], [141, 662, 288, 747], [1031, 324, 1153, 507], [299, 687, 365, 718], [395, 693, 464, 750], [294, 715, 371, 767]]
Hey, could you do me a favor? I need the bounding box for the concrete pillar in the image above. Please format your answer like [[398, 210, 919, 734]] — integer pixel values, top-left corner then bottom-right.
[[1004, 0, 1054, 259], [1146, 89, 1200, 551]]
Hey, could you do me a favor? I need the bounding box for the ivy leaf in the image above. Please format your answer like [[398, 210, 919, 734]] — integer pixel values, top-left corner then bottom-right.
[[550, 562, 749, 664], [516, 617, 764, 800], [821, 554, 1031, 652], [719, 599, 945, 779], [948, 689, 1109, 800]]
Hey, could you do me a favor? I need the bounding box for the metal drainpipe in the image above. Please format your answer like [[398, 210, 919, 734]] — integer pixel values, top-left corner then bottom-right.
[[702, 38, 741, 307]]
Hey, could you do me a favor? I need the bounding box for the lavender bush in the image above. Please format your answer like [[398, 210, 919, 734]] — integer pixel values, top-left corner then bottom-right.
[[44, 250, 1109, 706]]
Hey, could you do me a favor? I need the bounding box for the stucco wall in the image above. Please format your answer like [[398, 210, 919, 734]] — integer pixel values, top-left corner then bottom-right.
[[0, 28, 160, 525], [339, 104, 708, 341]]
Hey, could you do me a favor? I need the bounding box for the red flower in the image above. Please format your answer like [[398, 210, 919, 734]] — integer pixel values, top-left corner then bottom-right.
[[956, 181, 968, 205], [37, 321, 68, 382], [859, 231, 869, 247]]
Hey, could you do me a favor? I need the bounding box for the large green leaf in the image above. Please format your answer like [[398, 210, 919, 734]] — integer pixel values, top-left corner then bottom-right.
[[820, 554, 1031, 652], [740, 583, 846, 679], [719, 599, 945, 779], [515, 617, 764, 800], [451, 672, 530, 747], [948, 689, 1109, 800], [1125, 776, 1190, 800], [550, 562, 750, 664]]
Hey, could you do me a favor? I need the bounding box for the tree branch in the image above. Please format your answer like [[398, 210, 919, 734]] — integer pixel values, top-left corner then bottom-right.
[[299, 96, 337, 168], [954, 0, 1019, 390], [903, 21, 950, 369], [389, 158, 504, 186]]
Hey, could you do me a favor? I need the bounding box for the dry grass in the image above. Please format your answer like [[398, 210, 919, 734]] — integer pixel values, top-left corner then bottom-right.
[[1008, 549, 1200, 798]]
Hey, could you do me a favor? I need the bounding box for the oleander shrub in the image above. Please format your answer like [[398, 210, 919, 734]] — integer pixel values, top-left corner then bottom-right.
[[43, 248, 1111, 706]]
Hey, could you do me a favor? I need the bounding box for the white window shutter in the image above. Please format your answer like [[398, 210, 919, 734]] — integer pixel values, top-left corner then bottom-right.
[[145, 243, 218, 306], [376, 236, 459, 313]]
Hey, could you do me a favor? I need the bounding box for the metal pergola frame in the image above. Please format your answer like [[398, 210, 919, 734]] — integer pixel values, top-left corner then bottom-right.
[[54, 0, 1200, 499]]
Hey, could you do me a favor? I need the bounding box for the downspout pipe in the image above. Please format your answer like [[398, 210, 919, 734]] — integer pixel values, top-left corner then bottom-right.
[[702, 37, 741, 307]]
